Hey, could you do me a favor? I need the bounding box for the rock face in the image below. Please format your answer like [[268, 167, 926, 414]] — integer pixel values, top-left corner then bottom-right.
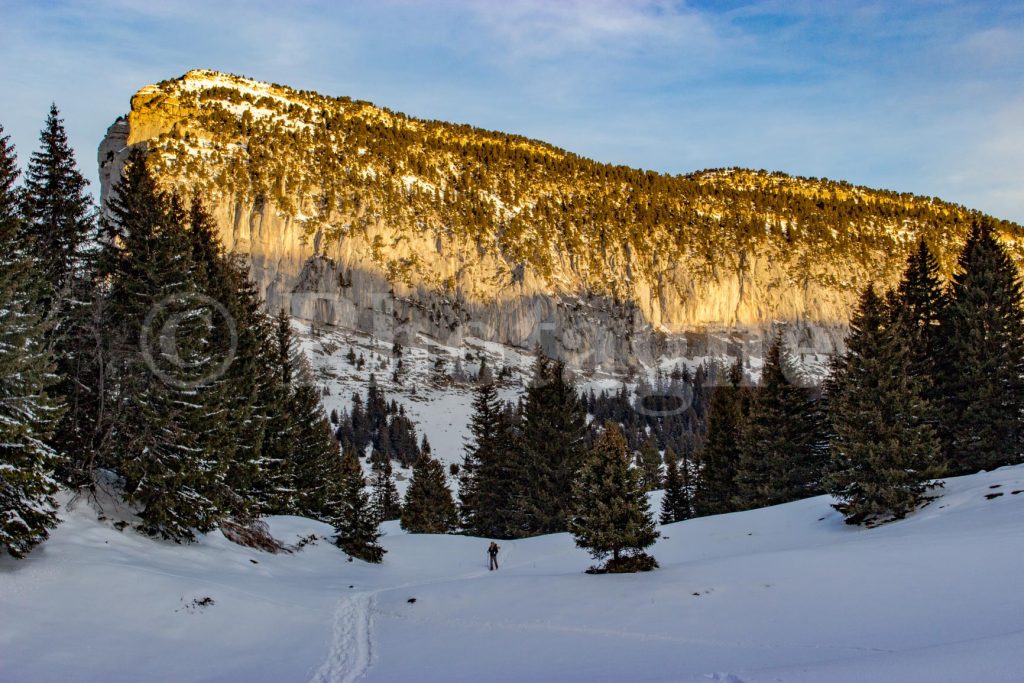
[[97, 70, 1023, 372]]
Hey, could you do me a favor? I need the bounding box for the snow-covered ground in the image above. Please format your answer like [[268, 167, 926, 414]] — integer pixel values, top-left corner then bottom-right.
[[3, 466, 1024, 683], [293, 321, 779, 493]]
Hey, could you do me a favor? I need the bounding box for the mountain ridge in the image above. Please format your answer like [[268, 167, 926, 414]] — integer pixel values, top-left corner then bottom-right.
[[98, 69, 1024, 369]]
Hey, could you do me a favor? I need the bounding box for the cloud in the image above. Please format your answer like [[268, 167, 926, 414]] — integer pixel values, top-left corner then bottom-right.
[[460, 0, 721, 60]]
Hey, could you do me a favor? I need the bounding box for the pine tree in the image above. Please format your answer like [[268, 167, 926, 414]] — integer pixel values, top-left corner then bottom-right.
[[893, 239, 949, 452], [827, 285, 944, 524], [459, 380, 517, 536], [693, 358, 746, 516], [733, 336, 826, 510], [636, 438, 662, 492], [330, 448, 384, 563], [940, 219, 1024, 474], [514, 353, 587, 536], [100, 157, 225, 540], [570, 422, 658, 571], [371, 458, 402, 522], [401, 451, 458, 534], [290, 359, 342, 520], [19, 104, 94, 321], [660, 448, 690, 524], [19, 106, 99, 486], [0, 126, 64, 558]]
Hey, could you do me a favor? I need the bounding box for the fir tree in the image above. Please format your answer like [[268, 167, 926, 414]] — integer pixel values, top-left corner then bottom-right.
[[19, 106, 99, 486], [570, 422, 658, 571], [636, 438, 662, 492], [660, 448, 690, 524], [290, 359, 342, 520], [941, 219, 1024, 474], [19, 104, 94, 321], [893, 240, 949, 452], [0, 127, 64, 558], [330, 448, 384, 563], [733, 336, 826, 510], [693, 358, 746, 516], [371, 458, 402, 522], [100, 157, 224, 540], [827, 285, 944, 524], [401, 451, 458, 534], [459, 380, 517, 536], [514, 353, 587, 536]]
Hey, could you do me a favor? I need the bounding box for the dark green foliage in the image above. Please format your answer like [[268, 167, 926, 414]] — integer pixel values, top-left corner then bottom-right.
[[693, 359, 746, 516], [19, 104, 94, 320], [514, 354, 587, 536], [940, 219, 1024, 474], [290, 377, 343, 520], [570, 422, 658, 569], [893, 240, 949, 452], [401, 451, 457, 534], [636, 438, 662, 492], [330, 448, 384, 563], [0, 127, 64, 558], [19, 106, 99, 487], [371, 458, 402, 522], [101, 164, 227, 540], [733, 337, 827, 510], [660, 448, 690, 524], [827, 285, 944, 524], [459, 380, 519, 537]]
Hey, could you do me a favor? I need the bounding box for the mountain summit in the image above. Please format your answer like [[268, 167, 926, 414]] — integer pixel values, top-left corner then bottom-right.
[[98, 70, 1024, 368]]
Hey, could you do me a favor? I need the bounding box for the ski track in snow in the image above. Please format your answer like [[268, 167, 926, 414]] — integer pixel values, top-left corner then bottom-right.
[[311, 591, 375, 683], [308, 538, 555, 683]]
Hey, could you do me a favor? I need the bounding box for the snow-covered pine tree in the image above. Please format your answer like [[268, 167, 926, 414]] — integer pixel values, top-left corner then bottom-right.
[[660, 447, 690, 524], [827, 285, 944, 524], [330, 447, 384, 563], [693, 358, 746, 516], [400, 451, 457, 534], [371, 458, 401, 522], [100, 157, 225, 540], [570, 422, 658, 572], [515, 352, 587, 536], [0, 126, 64, 559], [940, 219, 1024, 474], [19, 106, 100, 487], [733, 336, 826, 511], [182, 199, 266, 520]]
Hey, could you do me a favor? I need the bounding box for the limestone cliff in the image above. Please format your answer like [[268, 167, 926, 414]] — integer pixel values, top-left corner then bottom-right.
[[98, 70, 1024, 369]]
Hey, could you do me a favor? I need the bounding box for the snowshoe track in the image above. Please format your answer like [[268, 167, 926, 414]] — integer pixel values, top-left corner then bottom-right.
[[311, 592, 374, 683]]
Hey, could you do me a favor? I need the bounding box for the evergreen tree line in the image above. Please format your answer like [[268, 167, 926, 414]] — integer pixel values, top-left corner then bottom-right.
[[0, 110, 383, 561], [695, 228, 1024, 525], [332, 376, 425, 468]]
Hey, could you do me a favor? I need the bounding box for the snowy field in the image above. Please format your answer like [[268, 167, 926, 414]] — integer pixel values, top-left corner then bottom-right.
[[3, 466, 1024, 683]]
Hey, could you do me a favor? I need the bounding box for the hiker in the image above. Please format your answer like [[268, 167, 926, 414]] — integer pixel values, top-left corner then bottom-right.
[[488, 541, 500, 570]]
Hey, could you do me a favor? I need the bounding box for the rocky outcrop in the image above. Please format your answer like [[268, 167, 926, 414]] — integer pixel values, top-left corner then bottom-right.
[[97, 70, 1020, 372]]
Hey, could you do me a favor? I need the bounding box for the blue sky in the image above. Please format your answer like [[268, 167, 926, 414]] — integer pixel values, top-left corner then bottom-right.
[[1, 0, 1022, 222]]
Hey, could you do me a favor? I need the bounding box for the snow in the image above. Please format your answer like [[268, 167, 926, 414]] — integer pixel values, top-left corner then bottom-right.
[[3, 466, 1024, 682]]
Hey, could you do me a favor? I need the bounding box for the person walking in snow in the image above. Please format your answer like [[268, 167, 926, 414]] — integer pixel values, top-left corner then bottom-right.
[[488, 541, 500, 570]]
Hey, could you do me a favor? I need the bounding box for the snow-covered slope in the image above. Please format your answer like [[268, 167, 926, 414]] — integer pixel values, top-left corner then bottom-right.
[[3, 466, 1024, 683]]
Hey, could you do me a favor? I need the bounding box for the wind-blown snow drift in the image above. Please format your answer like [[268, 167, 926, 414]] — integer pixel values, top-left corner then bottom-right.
[[2, 466, 1024, 683]]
